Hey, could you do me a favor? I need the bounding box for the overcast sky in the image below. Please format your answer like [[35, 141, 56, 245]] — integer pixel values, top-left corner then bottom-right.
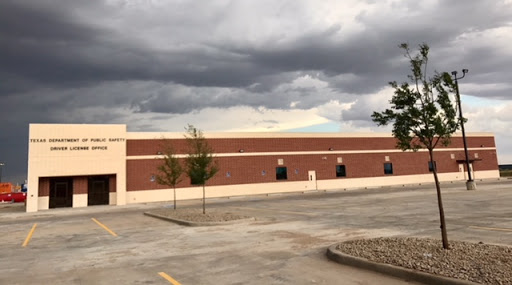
[[1, 0, 512, 183]]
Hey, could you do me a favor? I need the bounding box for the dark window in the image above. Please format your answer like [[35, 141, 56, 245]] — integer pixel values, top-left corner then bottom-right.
[[190, 171, 204, 185], [428, 161, 437, 172], [276, 167, 288, 180], [336, 165, 346, 177], [384, 163, 393, 175]]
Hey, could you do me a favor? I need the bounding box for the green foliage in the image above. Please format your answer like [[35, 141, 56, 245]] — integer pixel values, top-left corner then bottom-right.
[[184, 125, 219, 186], [371, 43, 460, 152], [155, 141, 184, 210], [156, 143, 183, 189], [372, 42, 458, 250], [184, 124, 219, 214]]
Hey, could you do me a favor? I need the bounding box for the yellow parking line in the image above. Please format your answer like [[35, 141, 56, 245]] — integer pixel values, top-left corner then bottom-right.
[[22, 223, 37, 247], [91, 218, 118, 237], [158, 272, 182, 285], [469, 226, 512, 232]]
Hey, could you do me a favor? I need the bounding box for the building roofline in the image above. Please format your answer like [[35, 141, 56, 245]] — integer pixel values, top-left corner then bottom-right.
[[27, 124, 495, 139], [126, 131, 495, 140]]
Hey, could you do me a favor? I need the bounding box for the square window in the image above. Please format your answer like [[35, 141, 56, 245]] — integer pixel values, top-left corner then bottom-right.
[[276, 167, 288, 180], [189, 171, 204, 185], [384, 163, 393, 175], [428, 161, 437, 172], [336, 165, 346, 177]]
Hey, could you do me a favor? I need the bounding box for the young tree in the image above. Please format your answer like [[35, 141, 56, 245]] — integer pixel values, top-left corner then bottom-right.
[[155, 142, 184, 210], [184, 125, 219, 214], [371, 43, 460, 249]]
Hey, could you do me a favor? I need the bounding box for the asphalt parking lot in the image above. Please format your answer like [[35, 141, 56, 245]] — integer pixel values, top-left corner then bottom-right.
[[1, 179, 511, 285]]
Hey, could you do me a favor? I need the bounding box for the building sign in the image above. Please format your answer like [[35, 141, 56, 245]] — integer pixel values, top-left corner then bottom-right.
[[29, 137, 126, 152]]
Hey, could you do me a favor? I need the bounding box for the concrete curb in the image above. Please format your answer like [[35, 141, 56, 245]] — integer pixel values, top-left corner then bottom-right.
[[143, 212, 256, 227], [326, 244, 479, 285]]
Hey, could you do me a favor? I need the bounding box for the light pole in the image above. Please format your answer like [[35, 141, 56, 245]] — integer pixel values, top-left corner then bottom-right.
[[451, 69, 476, 190], [0, 163, 4, 183]]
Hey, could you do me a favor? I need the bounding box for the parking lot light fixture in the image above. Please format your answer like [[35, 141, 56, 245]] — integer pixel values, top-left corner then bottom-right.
[[451, 69, 476, 190]]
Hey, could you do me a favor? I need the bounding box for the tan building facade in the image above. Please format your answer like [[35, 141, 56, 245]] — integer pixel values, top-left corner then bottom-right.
[[27, 124, 127, 212], [27, 124, 500, 212]]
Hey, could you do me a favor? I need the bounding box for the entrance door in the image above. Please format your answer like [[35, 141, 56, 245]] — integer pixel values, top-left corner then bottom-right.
[[88, 176, 110, 206], [49, 178, 73, 208], [308, 170, 317, 190]]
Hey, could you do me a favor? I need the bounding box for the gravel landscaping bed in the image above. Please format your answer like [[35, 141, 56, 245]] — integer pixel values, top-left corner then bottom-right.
[[336, 237, 512, 285], [146, 208, 251, 223]]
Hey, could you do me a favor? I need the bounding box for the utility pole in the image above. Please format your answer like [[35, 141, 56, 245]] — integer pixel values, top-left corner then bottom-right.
[[452, 69, 476, 190], [0, 163, 4, 183]]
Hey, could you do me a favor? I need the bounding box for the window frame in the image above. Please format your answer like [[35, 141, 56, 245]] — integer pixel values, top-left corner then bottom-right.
[[428, 161, 437, 172], [276, 167, 288, 180], [336, 165, 346, 178], [384, 162, 393, 175]]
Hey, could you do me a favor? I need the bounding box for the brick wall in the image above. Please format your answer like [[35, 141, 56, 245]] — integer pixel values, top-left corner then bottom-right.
[[73, 176, 88, 194], [38, 177, 50, 196], [126, 147, 498, 191], [109, 175, 116, 193], [126, 136, 497, 156]]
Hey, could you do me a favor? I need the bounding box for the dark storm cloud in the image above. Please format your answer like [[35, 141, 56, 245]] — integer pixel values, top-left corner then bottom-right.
[[0, 1, 106, 92], [2, 0, 512, 182], [0, 1, 270, 94], [2, 0, 511, 101], [0, 1, 99, 41], [129, 75, 327, 114]]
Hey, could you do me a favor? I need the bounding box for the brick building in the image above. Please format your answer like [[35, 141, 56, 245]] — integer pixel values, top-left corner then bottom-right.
[[26, 124, 499, 212]]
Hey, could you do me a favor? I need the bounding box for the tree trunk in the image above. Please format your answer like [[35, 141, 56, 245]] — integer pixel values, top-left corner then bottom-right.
[[429, 148, 449, 249], [202, 184, 206, 214], [173, 186, 176, 210]]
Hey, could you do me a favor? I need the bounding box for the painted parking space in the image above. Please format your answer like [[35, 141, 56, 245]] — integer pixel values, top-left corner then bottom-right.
[[91, 217, 118, 237], [2, 215, 126, 250], [0, 224, 37, 246], [158, 272, 182, 285], [22, 223, 37, 247]]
